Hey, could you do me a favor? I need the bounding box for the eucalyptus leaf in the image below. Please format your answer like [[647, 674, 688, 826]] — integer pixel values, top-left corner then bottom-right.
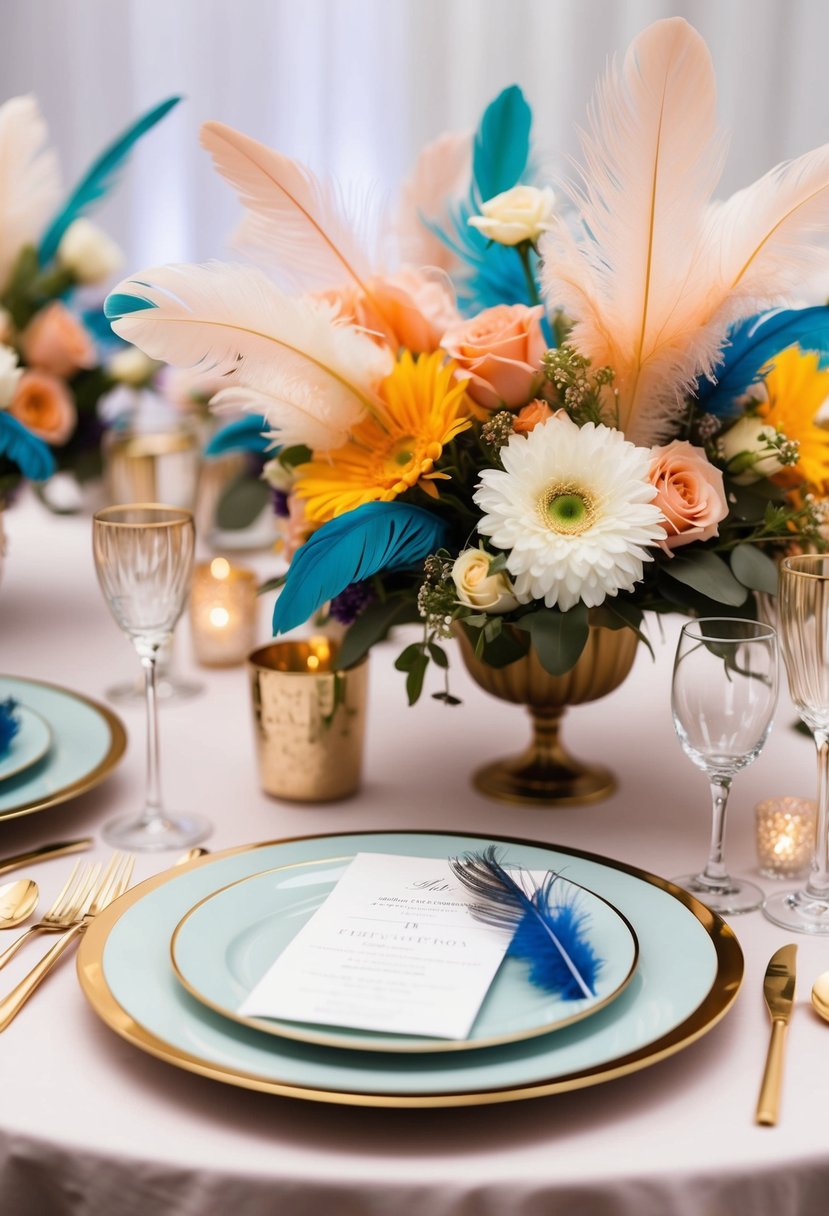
[[405, 651, 429, 705], [338, 598, 419, 669], [661, 550, 748, 606], [215, 472, 270, 530], [730, 544, 779, 596], [514, 604, 589, 676], [477, 626, 530, 668]]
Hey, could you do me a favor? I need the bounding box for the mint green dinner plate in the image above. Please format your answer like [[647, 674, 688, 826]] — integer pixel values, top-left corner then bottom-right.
[[170, 857, 639, 1053], [78, 831, 742, 1107], [0, 705, 52, 783], [0, 676, 127, 820]]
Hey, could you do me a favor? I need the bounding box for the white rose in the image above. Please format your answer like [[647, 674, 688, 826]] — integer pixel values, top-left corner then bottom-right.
[[467, 185, 556, 246], [107, 346, 158, 386], [262, 457, 296, 492], [716, 416, 784, 484], [57, 218, 123, 285], [0, 344, 22, 408], [452, 548, 520, 613]]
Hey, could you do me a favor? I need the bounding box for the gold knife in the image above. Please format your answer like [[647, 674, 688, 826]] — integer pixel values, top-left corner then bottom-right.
[[756, 943, 797, 1126], [0, 838, 92, 878]]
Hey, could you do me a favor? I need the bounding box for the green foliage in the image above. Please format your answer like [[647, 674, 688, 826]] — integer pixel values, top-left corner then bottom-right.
[[661, 549, 749, 606], [514, 604, 589, 676], [216, 471, 271, 530]]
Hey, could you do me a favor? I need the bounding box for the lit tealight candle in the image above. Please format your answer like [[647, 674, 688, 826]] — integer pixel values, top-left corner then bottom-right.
[[755, 796, 817, 879], [189, 557, 258, 666]]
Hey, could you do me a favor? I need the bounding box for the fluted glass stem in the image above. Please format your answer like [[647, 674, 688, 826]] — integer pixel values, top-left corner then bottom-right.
[[140, 651, 164, 829], [808, 731, 829, 900], [697, 777, 731, 888]]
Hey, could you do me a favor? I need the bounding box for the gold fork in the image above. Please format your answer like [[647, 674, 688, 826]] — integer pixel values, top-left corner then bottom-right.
[[0, 860, 101, 970], [0, 852, 135, 1031]]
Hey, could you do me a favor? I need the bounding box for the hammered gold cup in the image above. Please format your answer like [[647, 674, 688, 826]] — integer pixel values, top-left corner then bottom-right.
[[248, 639, 368, 802], [456, 623, 638, 806]]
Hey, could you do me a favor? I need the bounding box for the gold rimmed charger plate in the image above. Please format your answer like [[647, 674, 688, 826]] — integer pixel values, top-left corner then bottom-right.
[[0, 676, 126, 821], [76, 831, 743, 1108], [168, 855, 640, 1053]]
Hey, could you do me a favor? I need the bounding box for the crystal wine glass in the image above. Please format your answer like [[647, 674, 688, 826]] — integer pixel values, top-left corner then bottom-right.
[[764, 555, 829, 931], [671, 617, 778, 914], [92, 504, 210, 851]]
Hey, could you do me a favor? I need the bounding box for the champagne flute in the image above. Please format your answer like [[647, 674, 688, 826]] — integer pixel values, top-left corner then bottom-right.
[[764, 555, 829, 931], [92, 504, 210, 851], [672, 617, 778, 914]]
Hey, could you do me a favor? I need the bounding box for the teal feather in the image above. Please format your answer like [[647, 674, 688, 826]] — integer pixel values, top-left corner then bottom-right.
[[0, 413, 56, 481], [272, 503, 448, 635], [429, 86, 538, 314], [39, 97, 181, 265], [696, 307, 829, 417], [104, 292, 157, 321], [205, 416, 272, 458]]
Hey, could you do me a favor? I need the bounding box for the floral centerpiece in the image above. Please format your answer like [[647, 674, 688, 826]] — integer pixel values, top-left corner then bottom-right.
[[0, 94, 178, 510], [105, 18, 829, 796]]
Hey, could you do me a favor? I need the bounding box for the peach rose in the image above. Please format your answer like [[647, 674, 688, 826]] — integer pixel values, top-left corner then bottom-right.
[[440, 303, 546, 410], [513, 399, 555, 434], [9, 370, 76, 445], [318, 268, 459, 354], [21, 302, 96, 379], [648, 440, 728, 552]]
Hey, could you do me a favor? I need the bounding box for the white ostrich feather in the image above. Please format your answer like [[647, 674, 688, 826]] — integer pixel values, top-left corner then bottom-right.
[[0, 95, 62, 290]]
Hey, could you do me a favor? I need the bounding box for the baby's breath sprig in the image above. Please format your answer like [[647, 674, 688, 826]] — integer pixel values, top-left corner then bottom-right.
[[541, 344, 615, 426], [396, 552, 463, 707], [481, 410, 514, 450]]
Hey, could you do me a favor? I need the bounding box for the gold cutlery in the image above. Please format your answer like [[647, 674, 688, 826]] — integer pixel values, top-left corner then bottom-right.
[[0, 860, 101, 969], [0, 838, 92, 878], [0, 879, 38, 929], [0, 852, 134, 1031], [756, 943, 797, 1126], [810, 970, 829, 1022]]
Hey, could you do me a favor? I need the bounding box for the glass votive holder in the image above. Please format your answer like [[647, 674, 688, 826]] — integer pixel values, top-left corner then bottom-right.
[[189, 557, 258, 666], [755, 796, 817, 879], [248, 638, 368, 802], [103, 419, 201, 510]]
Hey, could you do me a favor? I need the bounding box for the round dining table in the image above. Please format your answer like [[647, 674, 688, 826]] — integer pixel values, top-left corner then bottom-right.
[[0, 491, 826, 1216]]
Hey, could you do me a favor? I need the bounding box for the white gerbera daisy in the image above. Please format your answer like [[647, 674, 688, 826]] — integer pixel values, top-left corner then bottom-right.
[[474, 414, 666, 611]]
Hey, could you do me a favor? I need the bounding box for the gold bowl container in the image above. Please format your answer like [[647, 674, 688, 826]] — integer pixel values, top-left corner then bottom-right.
[[456, 623, 638, 806], [248, 638, 368, 803]]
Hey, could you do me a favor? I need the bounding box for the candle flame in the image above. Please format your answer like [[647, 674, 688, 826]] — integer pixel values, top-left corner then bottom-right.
[[210, 557, 231, 581], [209, 606, 230, 628]]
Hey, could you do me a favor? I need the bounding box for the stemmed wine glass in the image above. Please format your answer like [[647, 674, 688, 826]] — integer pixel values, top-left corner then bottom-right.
[[764, 555, 829, 931], [671, 617, 778, 914], [92, 504, 211, 851]]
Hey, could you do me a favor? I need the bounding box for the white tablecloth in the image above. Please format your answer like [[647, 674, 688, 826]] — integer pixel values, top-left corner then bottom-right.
[[0, 494, 827, 1216]]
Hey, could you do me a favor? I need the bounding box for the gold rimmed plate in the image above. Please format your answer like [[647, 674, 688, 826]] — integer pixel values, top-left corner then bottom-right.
[[0, 676, 127, 821], [77, 831, 743, 1108], [169, 855, 640, 1053]]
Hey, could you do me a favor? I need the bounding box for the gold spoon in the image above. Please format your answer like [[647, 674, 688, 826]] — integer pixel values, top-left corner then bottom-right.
[[0, 879, 38, 929], [811, 971, 829, 1021]]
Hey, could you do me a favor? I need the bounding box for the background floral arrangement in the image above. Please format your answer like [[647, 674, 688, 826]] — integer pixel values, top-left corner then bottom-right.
[[0, 94, 177, 506], [107, 17, 829, 702]]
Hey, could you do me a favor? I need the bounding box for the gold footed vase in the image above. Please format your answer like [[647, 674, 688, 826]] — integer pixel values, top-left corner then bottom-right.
[[456, 624, 639, 806]]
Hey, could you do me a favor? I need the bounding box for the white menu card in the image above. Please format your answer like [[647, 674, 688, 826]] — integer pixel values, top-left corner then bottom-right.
[[239, 852, 515, 1039]]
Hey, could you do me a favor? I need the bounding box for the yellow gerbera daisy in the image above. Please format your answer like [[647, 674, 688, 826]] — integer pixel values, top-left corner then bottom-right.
[[294, 351, 473, 524], [759, 346, 829, 489]]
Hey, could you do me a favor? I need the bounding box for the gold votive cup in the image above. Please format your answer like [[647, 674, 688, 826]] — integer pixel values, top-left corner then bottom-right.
[[103, 423, 201, 510], [189, 558, 258, 667], [755, 796, 817, 879], [248, 638, 368, 802]]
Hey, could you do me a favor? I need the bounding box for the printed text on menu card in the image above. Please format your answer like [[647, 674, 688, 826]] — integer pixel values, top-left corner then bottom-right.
[[239, 853, 514, 1039]]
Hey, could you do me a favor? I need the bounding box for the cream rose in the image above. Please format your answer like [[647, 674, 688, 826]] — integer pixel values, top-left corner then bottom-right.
[[441, 303, 546, 410], [468, 185, 556, 246], [107, 346, 159, 386], [0, 344, 22, 408], [716, 416, 785, 484], [452, 548, 520, 613], [648, 440, 728, 551], [57, 219, 124, 285]]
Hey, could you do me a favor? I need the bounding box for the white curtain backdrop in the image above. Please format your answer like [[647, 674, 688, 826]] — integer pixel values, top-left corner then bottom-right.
[[2, 0, 829, 274]]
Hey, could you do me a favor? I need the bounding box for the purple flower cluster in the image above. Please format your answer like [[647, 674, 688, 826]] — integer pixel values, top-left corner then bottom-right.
[[328, 581, 375, 626]]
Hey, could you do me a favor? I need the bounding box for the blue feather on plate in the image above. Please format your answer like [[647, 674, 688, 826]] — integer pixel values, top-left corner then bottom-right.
[[449, 846, 602, 1000], [0, 699, 19, 758], [0, 413, 56, 482], [696, 306, 829, 417], [39, 96, 181, 266], [205, 416, 272, 459], [272, 502, 449, 637]]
